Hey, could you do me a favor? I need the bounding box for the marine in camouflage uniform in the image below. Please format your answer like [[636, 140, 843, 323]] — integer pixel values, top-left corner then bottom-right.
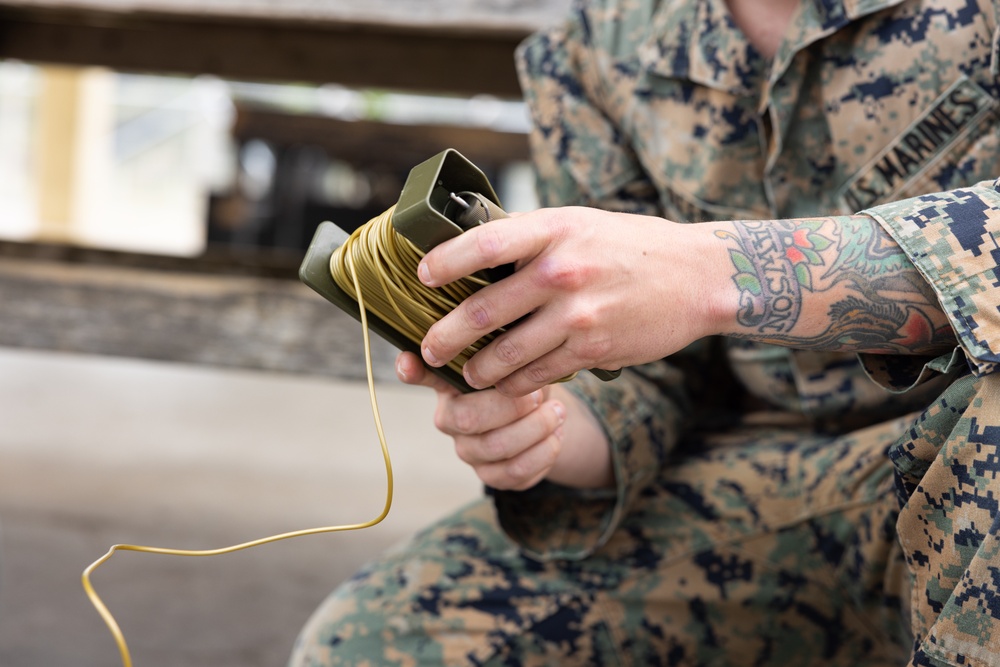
[[290, 0, 1000, 664]]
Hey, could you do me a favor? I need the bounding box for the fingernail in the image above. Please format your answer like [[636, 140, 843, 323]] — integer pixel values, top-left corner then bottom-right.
[[553, 402, 566, 423], [422, 345, 440, 367], [396, 358, 409, 382], [418, 262, 432, 285], [531, 390, 543, 407], [463, 366, 483, 390]]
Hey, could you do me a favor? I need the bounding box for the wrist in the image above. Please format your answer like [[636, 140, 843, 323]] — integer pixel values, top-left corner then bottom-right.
[[676, 221, 742, 339]]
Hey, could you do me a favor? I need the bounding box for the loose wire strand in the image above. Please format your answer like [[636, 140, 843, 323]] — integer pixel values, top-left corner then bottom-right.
[[82, 242, 394, 667], [85, 202, 563, 666]]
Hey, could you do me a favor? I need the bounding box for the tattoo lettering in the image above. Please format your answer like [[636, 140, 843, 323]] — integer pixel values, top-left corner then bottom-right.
[[718, 220, 831, 333]]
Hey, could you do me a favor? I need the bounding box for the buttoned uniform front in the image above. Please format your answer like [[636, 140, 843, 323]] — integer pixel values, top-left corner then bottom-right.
[[289, 0, 1000, 665]]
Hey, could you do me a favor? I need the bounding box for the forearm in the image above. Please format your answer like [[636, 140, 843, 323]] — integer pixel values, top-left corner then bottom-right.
[[420, 207, 956, 395], [708, 214, 956, 355]]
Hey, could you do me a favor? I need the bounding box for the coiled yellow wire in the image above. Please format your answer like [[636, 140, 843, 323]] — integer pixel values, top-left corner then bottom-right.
[[330, 205, 494, 377]]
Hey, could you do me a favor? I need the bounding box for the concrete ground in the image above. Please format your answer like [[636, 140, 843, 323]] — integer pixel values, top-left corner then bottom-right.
[[0, 347, 482, 667]]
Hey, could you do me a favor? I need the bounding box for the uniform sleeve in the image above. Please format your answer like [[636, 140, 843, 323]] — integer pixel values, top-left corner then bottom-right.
[[861, 179, 1000, 386], [490, 8, 695, 561]]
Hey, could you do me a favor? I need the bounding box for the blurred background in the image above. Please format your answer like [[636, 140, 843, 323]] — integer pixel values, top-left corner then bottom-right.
[[0, 63, 540, 257], [0, 1, 569, 665]]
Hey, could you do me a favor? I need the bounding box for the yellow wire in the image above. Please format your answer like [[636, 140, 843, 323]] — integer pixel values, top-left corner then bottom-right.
[[330, 205, 494, 378], [84, 203, 567, 665], [82, 238, 393, 667]]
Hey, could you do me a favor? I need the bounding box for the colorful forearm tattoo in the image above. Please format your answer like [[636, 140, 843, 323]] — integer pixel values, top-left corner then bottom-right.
[[716, 216, 954, 353]]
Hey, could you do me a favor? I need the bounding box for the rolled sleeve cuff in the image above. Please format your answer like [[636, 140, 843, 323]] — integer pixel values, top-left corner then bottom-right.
[[863, 179, 1000, 377]]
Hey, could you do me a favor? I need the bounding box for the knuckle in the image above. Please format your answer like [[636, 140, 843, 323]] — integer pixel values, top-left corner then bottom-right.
[[543, 207, 576, 238], [462, 295, 495, 331], [523, 363, 551, 385], [475, 226, 505, 265], [534, 256, 586, 291], [566, 303, 599, 332], [450, 404, 480, 434], [573, 334, 613, 366], [433, 405, 450, 434], [503, 459, 530, 486], [493, 336, 523, 367], [479, 431, 508, 462]]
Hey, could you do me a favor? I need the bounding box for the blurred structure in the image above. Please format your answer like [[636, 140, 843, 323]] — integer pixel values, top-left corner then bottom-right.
[[0, 3, 571, 667], [0, 66, 537, 259], [207, 85, 536, 255], [0, 0, 568, 377]]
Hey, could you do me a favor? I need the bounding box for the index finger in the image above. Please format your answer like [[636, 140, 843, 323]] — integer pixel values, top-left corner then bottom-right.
[[417, 214, 549, 288]]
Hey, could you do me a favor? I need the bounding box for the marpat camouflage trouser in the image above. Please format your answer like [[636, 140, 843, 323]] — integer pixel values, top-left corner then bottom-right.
[[289, 375, 994, 666]]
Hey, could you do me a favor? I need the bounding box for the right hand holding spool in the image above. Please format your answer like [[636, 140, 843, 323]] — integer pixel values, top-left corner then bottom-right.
[[416, 207, 728, 397]]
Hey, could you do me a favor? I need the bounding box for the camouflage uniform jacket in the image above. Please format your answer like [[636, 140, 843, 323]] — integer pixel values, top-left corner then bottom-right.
[[491, 0, 1000, 665]]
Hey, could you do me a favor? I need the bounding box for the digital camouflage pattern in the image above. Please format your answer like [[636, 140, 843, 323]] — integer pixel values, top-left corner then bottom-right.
[[291, 0, 1000, 664]]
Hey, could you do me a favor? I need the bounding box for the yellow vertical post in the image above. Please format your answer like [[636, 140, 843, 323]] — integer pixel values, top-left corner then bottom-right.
[[34, 66, 113, 243]]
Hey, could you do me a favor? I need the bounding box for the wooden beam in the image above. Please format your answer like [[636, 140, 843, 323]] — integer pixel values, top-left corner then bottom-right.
[[231, 105, 530, 171], [0, 253, 398, 380], [0, 6, 536, 96], [0, 0, 570, 34], [0, 239, 301, 278]]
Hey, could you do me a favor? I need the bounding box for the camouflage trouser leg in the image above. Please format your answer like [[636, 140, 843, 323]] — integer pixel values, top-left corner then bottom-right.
[[290, 415, 914, 667], [893, 372, 1000, 667]]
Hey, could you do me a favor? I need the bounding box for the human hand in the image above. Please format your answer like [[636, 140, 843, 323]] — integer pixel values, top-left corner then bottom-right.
[[396, 351, 612, 490], [417, 207, 729, 396]]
